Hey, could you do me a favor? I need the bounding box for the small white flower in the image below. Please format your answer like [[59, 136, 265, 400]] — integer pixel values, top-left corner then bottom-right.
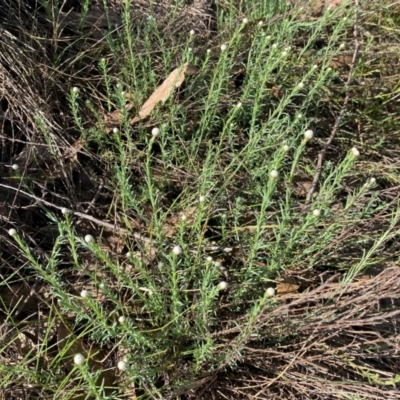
[[343, 17, 347, 21], [84, 234, 94, 244], [266, 287, 275, 297], [126, 251, 131, 258], [199, 195, 206, 203], [236, 102, 242, 108], [221, 44, 227, 51], [272, 43, 278, 49], [304, 129, 314, 141], [282, 51, 288, 56], [327, 67, 332, 72], [118, 316, 126, 324], [312, 64, 318, 70], [151, 127, 160, 137], [72, 87, 79, 93], [117, 360, 127, 371], [74, 353, 85, 365], [207, 49, 211, 54], [101, 58, 106, 63], [113, 127, 119, 134], [206, 256, 213, 262], [188, 47, 192, 52], [296, 113, 303, 119], [172, 245, 182, 255], [189, 29, 195, 36], [80, 290, 90, 298], [11, 164, 19, 170], [242, 18, 249, 24], [218, 281, 228, 290], [266, 35, 271, 40], [147, 15, 154, 21], [122, 355, 128, 362], [312, 209, 321, 217], [181, 214, 187, 221], [8, 228, 17, 237], [270, 170, 279, 179], [99, 283, 106, 289], [61, 207, 69, 215], [339, 43, 345, 49], [351, 147, 360, 157], [369, 177, 376, 185], [283, 145, 290, 152], [258, 21, 263, 26], [298, 82, 305, 89]]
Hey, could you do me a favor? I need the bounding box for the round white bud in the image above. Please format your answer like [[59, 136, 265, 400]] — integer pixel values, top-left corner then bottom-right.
[[218, 281, 228, 290], [258, 21, 263, 26], [61, 207, 69, 215], [242, 18, 248, 24], [11, 164, 19, 170], [298, 82, 305, 89], [266, 287, 275, 297], [117, 360, 127, 371], [283, 145, 290, 152], [221, 44, 227, 51], [312, 209, 321, 217], [80, 290, 90, 298], [8, 228, 17, 237], [84, 235, 94, 244], [172, 245, 182, 255], [72, 87, 79, 93], [118, 316, 126, 324], [151, 127, 160, 137], [181, 214, 187, 221], [190, 29, 195, 36], [304, 129, 314, 140], [206, 256, 213, 262], [351, 147, 360, 157], [272, 43, 278, 49], [199, 195, 206, 202], [113, 128, 119, 134], [74, 353, 85, 365], [270, 170, 279, 179], [282, 51, 288, 56]]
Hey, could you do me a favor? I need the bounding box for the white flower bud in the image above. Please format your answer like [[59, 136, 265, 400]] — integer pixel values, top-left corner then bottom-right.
[[190, 29, 195, 36], [11, 164, 19, 170], [266, 287, 275, 297], [304, 129, 314, 141], [61, 207, 69, 215], [8, 228, 17, 237], [72, 87, 79, 93], [151, 127, 160, 137], [283, 145, 290, 152], [118, 316, 126, 324], [218, 281, 228, 290], [298, 82, 305, 89], [199, 195, 206, 202], [80, 290, 90, 298], [84, 235, 94, 244], [74, 353, 85, 365], [270, 170, 279, 179], [221, 44, 227, 51], [206, 256, 213, 262], [113, 128, 119, 134], [351, 147, 360, 157], [242, 18, 248, 24], [312, 209, 321, 217], [172, 245, 182, 255], [117, 360, 127, 371]]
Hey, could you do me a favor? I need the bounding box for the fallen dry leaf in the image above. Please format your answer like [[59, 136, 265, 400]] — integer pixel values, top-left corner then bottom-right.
[[277, 276, 300, 295], [130, 63, 189, 125]]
